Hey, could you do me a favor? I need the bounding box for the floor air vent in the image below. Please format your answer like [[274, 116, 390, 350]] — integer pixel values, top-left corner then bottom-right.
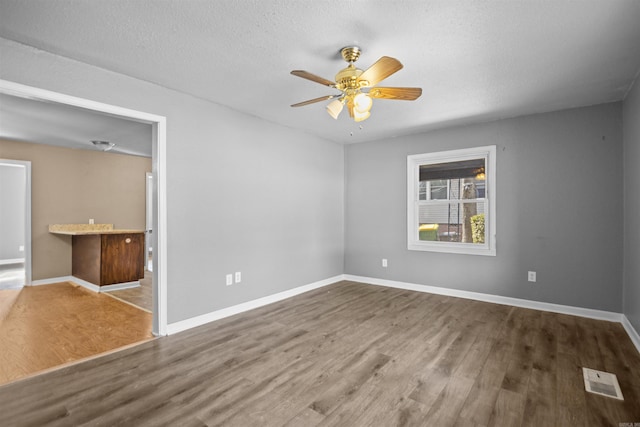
[[582, 367, 624, 400]]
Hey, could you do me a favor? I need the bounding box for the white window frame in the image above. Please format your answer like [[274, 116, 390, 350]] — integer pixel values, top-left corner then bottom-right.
[[407, 145, 496, 256]]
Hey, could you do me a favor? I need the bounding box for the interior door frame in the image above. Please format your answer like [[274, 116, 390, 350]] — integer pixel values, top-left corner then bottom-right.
[[0, 79, 168, 336], [0, 159, 31, 287], [145, 172, 153, 271]]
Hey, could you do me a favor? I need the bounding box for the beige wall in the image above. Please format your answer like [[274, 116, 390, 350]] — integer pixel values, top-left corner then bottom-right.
[[0, 139, 152, 280]]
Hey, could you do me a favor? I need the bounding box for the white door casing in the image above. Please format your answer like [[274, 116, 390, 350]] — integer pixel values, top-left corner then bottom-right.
[[0, 79, 168, 336]]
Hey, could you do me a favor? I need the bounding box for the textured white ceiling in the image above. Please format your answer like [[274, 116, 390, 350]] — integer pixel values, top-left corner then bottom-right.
[[1, 0, 639, 147], [0, 94, 152, 156]]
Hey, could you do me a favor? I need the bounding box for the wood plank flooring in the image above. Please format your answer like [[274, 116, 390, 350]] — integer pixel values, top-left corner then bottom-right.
[[106, 270, 153, 312], [1, 280, 639, 426], [0, 282, 153, 385]]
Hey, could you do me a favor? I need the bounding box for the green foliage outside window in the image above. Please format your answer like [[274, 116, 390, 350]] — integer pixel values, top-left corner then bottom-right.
[[470, 214, 485, 244]]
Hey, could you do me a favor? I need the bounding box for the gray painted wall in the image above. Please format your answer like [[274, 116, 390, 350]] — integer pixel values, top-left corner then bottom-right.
[[1, 37, 633, 327], [0, 163, 26, 260], [0, 38, 345, 324], [623, 79, 640, 332], [345, 103, 623, 312]]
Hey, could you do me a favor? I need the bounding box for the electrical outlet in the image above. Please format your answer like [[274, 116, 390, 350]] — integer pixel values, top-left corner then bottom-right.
[[18, 245, 24, 252], [226, 274, 233, 286], [382, 258, 388, 268], [528, 271, 536, 282], [89, 219, 94, 224], [235, 272, 241, 283]]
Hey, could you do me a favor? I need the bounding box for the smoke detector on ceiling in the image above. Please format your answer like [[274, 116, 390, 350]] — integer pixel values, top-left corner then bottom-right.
[[91, 140, 116, 151]]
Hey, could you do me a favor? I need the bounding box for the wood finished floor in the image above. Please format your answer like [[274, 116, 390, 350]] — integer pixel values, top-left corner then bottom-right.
[[1, 280, 639, 426], [0, 282, 153, 385], [106, 270, 153, 312]]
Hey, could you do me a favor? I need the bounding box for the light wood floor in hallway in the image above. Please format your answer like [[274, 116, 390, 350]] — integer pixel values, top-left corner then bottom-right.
[[1, 280, 639, 426], [106, 270, 153, 312], [0, 282, 153, 385]]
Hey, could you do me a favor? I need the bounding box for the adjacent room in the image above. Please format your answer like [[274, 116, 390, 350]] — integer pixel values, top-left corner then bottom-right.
[[0, 1, 639, 425]]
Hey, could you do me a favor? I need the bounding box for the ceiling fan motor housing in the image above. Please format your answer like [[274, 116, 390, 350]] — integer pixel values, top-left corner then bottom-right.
[[336, 46, 369, 91], [335, 65, 365, 91]]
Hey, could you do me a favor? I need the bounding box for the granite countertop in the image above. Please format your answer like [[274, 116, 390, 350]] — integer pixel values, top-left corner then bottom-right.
[[48, 224, 145, 235]]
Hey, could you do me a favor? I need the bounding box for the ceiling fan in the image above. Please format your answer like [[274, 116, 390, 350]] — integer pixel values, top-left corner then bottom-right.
[[290, 46, 422, 122]]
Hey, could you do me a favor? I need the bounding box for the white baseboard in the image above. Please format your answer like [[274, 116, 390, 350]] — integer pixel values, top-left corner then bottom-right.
[[31, 275, 76, 286], [30, 276, 142, 293], [31, 276, 100, 292], [344, 274, 623, 323], [100, 281, 140, 292], [124, 271, 640, 356], [166, 275, 343, 335], [0, 258, 25, 265], [622, 315, 640, 354]]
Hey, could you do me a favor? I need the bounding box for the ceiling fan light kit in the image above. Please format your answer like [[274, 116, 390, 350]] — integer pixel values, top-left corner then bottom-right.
[[291, 46, 422, 123], [354, 92, 373, 112], [91, 140, 116, 151], [326, 99, 344, 119]]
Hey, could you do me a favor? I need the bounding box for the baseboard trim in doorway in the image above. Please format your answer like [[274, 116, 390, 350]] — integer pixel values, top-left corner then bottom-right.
[[0, 258, 25, 265], [100, 281, 140, 292], [32, 276, 99, 292], [166, 275, 343, 335], [31, 276, 143, 293]]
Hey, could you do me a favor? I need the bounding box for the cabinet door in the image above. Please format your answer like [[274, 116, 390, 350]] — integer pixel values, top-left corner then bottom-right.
[[101, 234, 145, 285]]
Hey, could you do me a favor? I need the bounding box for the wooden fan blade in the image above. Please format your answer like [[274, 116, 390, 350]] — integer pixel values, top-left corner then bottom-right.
[[357, 56, 403, 87], [368, 87, 422, 100], [291, 70, 336, 87], [291, 95, 338, 107]]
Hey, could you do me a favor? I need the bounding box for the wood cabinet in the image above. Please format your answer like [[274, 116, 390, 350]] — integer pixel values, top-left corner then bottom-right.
[[72, 232, 145, 286]]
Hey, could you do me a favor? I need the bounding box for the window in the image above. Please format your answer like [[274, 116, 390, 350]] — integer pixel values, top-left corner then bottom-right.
[[407, 145, 496, 255]]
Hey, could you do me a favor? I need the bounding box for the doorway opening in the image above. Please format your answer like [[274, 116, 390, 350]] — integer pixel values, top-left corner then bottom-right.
[[0, 159, 31, 290], [0, 79, 167, 336]]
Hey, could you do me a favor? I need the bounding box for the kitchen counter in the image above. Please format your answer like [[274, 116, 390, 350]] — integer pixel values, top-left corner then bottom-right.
[[49, 224, 145, 288], [49, 224, 144, 235]]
